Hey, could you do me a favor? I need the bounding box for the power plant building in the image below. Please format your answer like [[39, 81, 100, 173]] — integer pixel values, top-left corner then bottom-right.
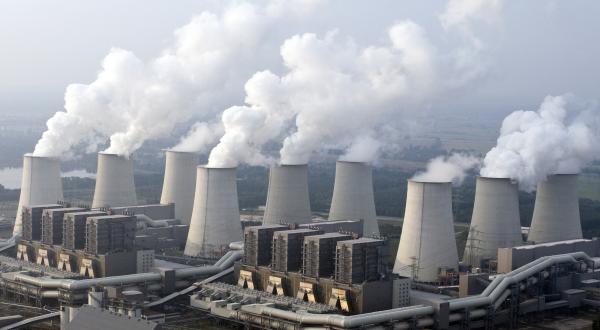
[[41, 207, 86, 245]]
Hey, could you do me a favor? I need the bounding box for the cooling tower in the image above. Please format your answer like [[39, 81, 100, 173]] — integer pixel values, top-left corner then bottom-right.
[[262, 164, 312, 225], [463, 177, 523, 266], [328, 161, 379, 235], [393, 180, 458, 282], [13, 154, 64, 236], [527, 174, 582, 244], [184, 166, 242, 257], [91, 152, 137, 208], [160, 150, 198, 225]]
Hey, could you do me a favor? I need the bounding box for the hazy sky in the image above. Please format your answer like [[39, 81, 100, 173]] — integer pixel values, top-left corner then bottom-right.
[[0, 0, 598, 117]]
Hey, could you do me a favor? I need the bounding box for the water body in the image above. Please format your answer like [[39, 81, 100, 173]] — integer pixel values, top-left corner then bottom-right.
[[0, 167, 96, 189]]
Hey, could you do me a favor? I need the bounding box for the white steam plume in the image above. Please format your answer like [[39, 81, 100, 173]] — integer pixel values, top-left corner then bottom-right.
[[172, 122, 224, 153], [481, 95, 600, 191], [33, 1, 324, 158], [207, 1, 503, 167], [412, 153, 482, 184]]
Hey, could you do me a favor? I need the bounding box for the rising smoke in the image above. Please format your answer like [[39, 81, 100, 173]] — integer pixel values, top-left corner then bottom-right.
[[412, 153, 481, 184], [33, 0, 324, 158], [481, 95, 600, 191], [207, 0, 503, 167]]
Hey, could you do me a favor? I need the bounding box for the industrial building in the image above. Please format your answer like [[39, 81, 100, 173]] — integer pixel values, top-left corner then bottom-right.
[[0, 150, 599, 330]]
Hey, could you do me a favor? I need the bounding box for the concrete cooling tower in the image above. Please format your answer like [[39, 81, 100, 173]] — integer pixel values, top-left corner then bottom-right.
[[13, 154, 64, 236], [91, 152, 137, 208], [393, 180, 459, 283], [463, 177, 523, 267], [328, 161, 379, 235], [262, 164, 312, 225], [527, 174, 582, 244], [160, 150, 198, 225], [184, 166, 242, 257]]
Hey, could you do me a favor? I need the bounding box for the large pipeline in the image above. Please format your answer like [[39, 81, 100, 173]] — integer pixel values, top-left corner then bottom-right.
[[240, 304, 434, 329], [135, 214, 172, 228], [449, 252, 599, 311]]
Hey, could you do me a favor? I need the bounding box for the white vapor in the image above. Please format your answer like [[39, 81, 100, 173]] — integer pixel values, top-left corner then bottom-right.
[[172, 122, 224, 154], [33, 0, 324, 158], [481, 95, 600, 191], [412, 153, 481, 184], [207, 1, 503, 167]]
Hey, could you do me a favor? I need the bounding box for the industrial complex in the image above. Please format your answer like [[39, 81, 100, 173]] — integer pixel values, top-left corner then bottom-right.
[[0, 151, 599, 329]]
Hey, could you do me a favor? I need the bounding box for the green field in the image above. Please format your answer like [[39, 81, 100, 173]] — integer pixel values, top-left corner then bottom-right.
[[579, 173, 600, 201]]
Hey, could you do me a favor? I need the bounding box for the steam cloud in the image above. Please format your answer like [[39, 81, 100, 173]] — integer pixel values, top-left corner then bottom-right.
[[481, 95, 600, 191], [33, 0, 324, 158], [208, 0, 502, 167], [412, 153, 482, 184]]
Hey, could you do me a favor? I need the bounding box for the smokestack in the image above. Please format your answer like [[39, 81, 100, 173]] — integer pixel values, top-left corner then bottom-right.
[[160, 150, 198, 225], [13, 154, 63, 236], [393, 180, 458, 282], [463, 177, 522, 266], [527, 174, 582, 244], [328, 161, 378, 235], [262, 164, 312, 225], [184, 166, 242, 257], [92, 152, 137, 208]]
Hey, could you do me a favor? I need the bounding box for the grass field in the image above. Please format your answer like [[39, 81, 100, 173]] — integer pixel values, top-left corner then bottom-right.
[[579, 173, 600, 201]]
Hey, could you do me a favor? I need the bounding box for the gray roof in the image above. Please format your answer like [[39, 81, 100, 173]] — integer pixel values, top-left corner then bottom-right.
[[65, 305, 159, 330]]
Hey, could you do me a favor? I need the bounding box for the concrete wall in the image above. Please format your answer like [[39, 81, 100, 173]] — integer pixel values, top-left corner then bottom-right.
[[393, 181, 459, 282], [328, 161, 379, 235], [184, 166, 242, 258], [160, 150, 197, 225], [463, 177, 523, 267], [528, 174, 582, 244], [263, 164, 312, 225], [92, 153, 137, 208], [14, 155, 63, 236]]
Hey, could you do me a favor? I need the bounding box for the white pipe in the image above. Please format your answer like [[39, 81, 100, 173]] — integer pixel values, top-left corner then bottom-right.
[[243, 304, 434, 328], [449, 252, 594, 311], [135, 214, 171, 228], [228, 241, 244, 251]]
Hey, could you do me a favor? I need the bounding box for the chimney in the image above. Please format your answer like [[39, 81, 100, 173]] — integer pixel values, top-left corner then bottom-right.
[[92, 152, 137, 208], [13, 154, 63, 236], [184, 166, 242, 257], [527, 174, 582, 244], [328, 161, 379, 235], [262, 164, 312, 225], [160, 150, 198, 225], [463, 177, 522, 267], [393, 180, 458, 282]]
